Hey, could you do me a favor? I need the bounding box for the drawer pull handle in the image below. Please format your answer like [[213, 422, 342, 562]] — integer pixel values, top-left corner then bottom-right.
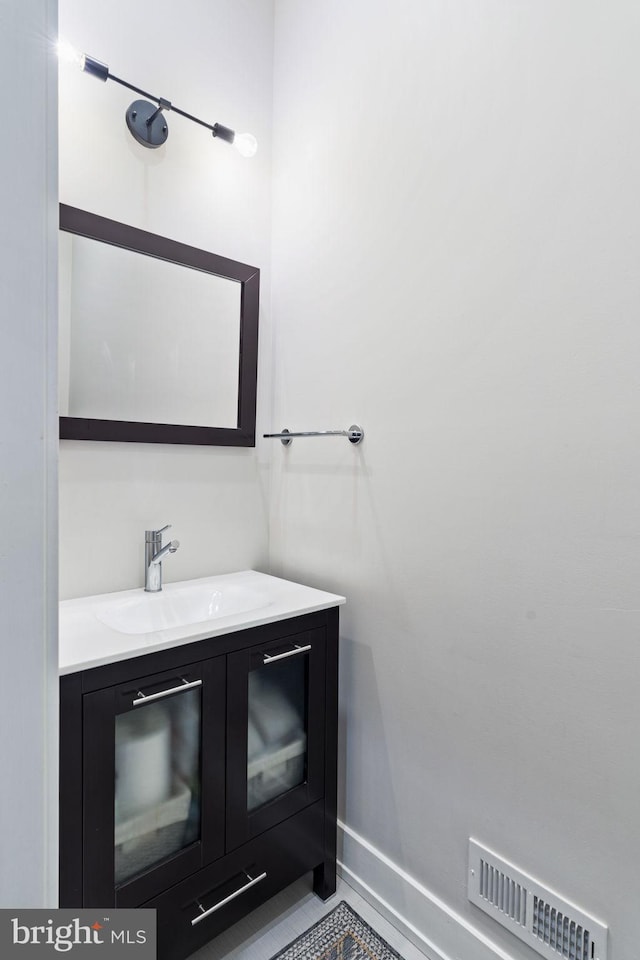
[[132, 678, 202, 706], [263, 644, 311, 665], [191, 871, 267, 926]]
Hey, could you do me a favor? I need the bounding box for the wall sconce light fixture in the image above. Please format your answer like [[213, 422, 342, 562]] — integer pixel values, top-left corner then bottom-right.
[[58, 42, 257, 157]]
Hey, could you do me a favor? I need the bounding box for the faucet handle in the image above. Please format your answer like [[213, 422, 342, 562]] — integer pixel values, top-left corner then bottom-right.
[[145, 524, 171, 541]]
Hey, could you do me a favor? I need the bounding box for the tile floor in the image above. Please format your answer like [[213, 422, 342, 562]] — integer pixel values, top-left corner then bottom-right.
[[192, 874, 429, 960]]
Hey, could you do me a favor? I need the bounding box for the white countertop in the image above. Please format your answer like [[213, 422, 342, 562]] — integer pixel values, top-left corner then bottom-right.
[[59, 570, 345, 675]]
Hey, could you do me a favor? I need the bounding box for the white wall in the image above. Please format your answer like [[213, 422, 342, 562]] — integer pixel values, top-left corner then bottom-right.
[[271, 2, 640, 958], [0, 0, 58, 906], [58, 0, 275, 599]]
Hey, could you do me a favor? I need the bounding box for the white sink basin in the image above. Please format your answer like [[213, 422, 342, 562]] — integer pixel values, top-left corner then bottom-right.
[[96, 581, 272, 635], [59, 571, 346, 675]]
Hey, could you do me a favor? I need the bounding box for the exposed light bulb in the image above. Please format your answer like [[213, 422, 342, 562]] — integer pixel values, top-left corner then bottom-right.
[[56, 39, 83, 67], [234, 132, 258, 158]]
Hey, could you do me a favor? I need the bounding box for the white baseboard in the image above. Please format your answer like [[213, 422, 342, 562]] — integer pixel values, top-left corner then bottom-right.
[[337, 820, 518, 960]]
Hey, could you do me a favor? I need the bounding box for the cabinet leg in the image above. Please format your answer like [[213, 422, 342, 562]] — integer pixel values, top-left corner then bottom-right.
[[313, 860, 337, 901]]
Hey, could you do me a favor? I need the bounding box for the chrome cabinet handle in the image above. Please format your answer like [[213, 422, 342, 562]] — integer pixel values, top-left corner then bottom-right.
[[262, 643, 312, 665], [132, 678, 202, 706], [191, 871, 267, 926]]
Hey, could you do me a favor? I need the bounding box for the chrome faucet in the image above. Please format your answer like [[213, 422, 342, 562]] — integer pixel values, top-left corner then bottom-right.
[[144, 524, 180, 593]]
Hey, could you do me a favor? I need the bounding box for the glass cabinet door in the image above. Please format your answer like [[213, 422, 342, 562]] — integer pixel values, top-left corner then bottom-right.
[[247, 650, 308, 812], [226, 629, 326, 850], [114, 681, 201, 885], [82, 658, 225, 907]]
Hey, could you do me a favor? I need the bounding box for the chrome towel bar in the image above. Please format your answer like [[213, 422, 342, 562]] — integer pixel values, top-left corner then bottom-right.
[[264, 424, 364, 446]]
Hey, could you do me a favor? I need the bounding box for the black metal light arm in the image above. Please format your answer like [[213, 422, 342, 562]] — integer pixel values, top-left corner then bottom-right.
[[79, 53, 256, 155]]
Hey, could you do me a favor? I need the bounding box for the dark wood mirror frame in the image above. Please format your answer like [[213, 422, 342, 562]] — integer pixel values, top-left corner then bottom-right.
[[59, 204, 259, 446]]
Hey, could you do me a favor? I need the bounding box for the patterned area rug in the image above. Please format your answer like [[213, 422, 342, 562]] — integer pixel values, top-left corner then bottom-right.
[[268, 901, 404, 960]]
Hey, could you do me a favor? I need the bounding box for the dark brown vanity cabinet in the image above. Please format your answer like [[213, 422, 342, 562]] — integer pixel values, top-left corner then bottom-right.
[[59, 608, 339, 960]]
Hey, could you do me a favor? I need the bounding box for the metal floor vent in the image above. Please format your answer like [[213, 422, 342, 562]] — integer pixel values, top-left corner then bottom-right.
[[468, 839, 608, 960]]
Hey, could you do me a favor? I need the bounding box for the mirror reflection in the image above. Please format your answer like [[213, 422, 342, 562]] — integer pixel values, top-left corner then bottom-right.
[[59, 233, 241, 429]]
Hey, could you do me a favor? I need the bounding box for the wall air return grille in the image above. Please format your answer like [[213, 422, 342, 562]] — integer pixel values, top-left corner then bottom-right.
[[468, 839, 608, 960], [479, 857, 527, 926], [532, 896, 590, 960]]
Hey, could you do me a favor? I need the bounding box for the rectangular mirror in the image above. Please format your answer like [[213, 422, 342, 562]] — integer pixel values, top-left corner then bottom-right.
[[59, 205, 259, 446]]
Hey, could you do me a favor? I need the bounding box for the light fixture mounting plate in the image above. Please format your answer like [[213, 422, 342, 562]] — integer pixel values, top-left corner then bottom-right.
[[125, 99, 168, 148]]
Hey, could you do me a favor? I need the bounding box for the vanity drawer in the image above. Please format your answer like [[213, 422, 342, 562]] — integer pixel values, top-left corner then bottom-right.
[[146, 801, 325, 960]]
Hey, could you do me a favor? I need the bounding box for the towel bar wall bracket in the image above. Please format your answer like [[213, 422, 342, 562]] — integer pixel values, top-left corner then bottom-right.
[[263, 424, 364, 446]]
